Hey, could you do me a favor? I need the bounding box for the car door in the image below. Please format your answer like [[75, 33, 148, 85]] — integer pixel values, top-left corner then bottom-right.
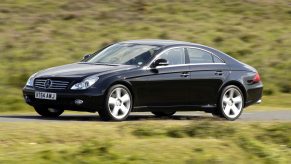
[[142, 47, 190, 106], [186, 47, 230, 106]]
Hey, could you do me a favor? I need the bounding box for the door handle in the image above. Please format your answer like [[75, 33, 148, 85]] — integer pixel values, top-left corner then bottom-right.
[[215, 71, 223, 76], [180, 72, 190, 77]]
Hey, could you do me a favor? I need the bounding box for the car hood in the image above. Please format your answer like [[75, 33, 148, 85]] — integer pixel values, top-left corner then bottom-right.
[[35, 63, 137, 78]]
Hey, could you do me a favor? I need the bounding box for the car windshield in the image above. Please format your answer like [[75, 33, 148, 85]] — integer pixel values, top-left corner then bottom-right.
[[85, 43, 161, 66]]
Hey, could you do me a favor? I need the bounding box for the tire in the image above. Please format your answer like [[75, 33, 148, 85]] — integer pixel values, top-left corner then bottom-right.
[[152, 111, 176, 117], [34, 106, 64, 118], [215, 85, 244, 121], [98, 84, 133, 121]]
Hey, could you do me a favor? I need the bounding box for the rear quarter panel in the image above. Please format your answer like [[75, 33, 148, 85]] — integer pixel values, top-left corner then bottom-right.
[[224, 70, 263, 107]]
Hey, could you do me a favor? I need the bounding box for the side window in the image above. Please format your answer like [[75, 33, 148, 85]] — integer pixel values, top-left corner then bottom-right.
[[213, 55, 224, 63], [187, 48, 213, 64], [158, 48, 185, 65]]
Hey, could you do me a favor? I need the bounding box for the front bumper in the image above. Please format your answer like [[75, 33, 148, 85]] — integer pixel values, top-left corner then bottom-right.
[[23, 86, 104, 112]]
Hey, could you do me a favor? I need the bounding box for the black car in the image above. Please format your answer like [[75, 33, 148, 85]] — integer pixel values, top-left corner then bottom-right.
[[23, 40, 263, 121]]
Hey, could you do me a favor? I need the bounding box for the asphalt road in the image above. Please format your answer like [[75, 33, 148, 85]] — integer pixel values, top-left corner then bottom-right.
[[0, 110, 290, 122]]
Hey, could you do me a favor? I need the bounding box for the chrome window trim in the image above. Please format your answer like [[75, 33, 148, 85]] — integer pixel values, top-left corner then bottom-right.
[[143, 63, 226, 70], [144, 46, 226, 70]]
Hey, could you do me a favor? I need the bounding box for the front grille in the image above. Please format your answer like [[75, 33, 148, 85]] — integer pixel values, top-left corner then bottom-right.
[[34, 79, 70, 90]]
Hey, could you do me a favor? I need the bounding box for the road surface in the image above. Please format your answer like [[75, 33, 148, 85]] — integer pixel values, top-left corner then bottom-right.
[[0, 110, 290, 122]]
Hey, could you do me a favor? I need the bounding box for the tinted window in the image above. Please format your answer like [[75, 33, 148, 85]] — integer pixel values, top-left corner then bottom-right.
[[187, 48, 213, 64], [158, 48, 185, 65], [213, 55, 224, 63]]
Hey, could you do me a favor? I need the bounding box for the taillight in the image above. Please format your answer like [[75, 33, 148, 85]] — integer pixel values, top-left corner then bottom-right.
[[252, 72, 261, 83]]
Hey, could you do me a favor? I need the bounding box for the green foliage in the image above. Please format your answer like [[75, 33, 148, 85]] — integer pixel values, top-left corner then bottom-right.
[[258, 124, 291, 148], [0, 0, 290, 111], [0, 122, 290, 163], [132, 125, 165, 137], [238, 136, 276, 163]]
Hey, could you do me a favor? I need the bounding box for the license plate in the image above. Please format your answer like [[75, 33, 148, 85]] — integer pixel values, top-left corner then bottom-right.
[[35, 92, 57, 100]]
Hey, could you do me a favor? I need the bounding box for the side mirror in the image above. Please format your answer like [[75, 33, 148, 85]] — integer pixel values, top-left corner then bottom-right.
[[152, 58, 169, 67], [83, 54, 92, 60]]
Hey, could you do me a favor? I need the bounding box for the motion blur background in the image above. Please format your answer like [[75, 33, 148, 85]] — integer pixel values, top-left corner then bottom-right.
[[0, 0, 290, 163], [0, 0, 291, 111]]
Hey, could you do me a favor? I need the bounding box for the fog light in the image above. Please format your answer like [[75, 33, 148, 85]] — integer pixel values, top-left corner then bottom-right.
[[75, 99, 83, 105]]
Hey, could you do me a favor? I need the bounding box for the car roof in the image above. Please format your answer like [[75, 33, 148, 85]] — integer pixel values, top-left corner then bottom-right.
[[120, 39, 199, 46]]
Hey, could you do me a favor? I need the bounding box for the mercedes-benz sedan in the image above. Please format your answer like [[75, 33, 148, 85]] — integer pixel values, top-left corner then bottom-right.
[[23, 40, 263, 121]]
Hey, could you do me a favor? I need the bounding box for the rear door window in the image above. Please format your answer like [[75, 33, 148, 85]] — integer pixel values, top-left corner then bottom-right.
[[187, 48, 213, 64]]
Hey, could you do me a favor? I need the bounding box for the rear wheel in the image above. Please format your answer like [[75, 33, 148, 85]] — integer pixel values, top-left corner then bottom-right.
[[152, 111, 176, 117], [34, 106, 64, 118], [214, 85, 244, 121], [98, 84, 132, 121]]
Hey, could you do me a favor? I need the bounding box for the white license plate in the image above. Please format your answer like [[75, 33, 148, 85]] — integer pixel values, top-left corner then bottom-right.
[[35, 92, 57, 100]]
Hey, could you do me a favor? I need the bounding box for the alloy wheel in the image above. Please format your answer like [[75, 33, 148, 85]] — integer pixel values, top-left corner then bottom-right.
[[221, 87, 243, 119], [108, 87, 131, 119]]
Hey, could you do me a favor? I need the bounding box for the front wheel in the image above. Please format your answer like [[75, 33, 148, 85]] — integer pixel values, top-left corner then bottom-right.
[[34, 106, 64, 118], [98, 84, 133, 121], [215, 85, 244, 121]]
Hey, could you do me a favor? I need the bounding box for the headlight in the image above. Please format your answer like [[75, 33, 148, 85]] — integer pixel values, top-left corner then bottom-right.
[[26, 73, 37, 87], [71, 75, 99, 90]]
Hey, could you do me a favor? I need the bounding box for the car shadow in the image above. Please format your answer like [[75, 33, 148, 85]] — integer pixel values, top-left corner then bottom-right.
[[0, 113, 223, 122]]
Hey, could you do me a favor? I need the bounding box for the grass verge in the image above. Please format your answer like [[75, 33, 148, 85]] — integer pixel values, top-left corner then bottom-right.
[[0, 121, 290, 163]]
